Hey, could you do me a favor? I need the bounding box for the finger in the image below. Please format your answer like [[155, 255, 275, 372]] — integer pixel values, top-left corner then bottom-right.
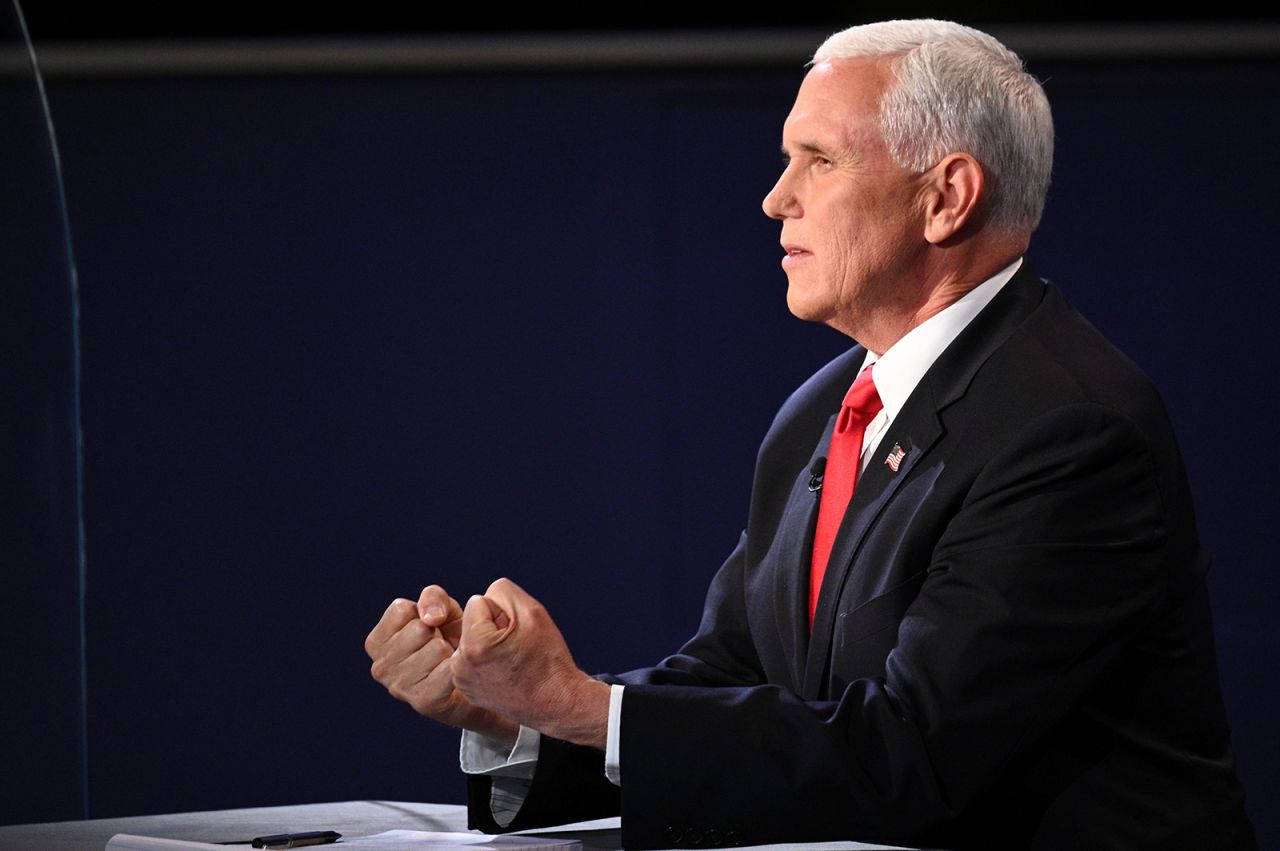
[[404, 646, 484, 729], [438, 605, 465, 649], [417, 585, 464, 629], [400, 633, 456, 689], [460, 593, 516, 652], [461, 593, 500, 642], [483, 578, 522, 629], [386, 615, 440, 657], [479, 590, 514, 632], [384, 634, 454, 708], [364, 598, 420, 657], [485, 576, 526, 601], [369, 616, 439, 682]]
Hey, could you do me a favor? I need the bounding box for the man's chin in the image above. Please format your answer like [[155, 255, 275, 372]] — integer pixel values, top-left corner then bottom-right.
[[785, 289, 831, 325]]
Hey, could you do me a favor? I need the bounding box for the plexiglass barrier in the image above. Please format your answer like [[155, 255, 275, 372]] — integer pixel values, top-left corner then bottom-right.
[[0, 0, 87, 825]]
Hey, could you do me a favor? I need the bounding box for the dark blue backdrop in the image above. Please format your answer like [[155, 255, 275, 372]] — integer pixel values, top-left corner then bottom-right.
[[10, 52, 1277, 844]]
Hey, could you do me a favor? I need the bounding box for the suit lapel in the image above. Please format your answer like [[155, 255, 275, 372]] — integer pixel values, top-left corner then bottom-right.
[[770, 412, 838, 687], [802, 402, 943, 697]]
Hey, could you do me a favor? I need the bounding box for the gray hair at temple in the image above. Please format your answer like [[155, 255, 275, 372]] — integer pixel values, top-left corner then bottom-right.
[[813, 20, 1054, 234]]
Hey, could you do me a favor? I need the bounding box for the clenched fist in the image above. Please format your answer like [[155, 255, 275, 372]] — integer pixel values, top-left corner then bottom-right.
[[451, 578, 609, 750], [364, 584, 519, 746]]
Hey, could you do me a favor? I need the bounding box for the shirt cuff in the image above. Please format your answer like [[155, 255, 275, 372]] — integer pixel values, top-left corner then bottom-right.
[[604, 683, 623, 786], [459, 726, 541, 829], [459, 724, 540, 779]]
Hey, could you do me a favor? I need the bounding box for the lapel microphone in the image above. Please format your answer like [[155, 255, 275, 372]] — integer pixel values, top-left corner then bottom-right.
[[808, 457, 826, 493]]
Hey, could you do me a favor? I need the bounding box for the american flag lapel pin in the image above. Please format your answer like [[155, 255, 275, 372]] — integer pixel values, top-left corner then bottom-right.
[[884, 442, 908, 473]]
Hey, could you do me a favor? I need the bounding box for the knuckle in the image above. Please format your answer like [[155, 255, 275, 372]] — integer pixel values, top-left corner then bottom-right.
[[523, 601, 549, 626], [409, 694, 441, 716], [420, 637, 445, 664], [452, 654, 473, 682]]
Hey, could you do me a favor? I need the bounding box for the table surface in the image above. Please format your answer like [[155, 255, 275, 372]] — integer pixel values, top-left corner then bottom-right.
[[0, 801, 918, 851], [0, 801, 480, 851]]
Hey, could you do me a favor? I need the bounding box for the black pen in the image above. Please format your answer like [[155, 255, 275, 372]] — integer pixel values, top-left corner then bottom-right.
[[219, 830, 341, 848]]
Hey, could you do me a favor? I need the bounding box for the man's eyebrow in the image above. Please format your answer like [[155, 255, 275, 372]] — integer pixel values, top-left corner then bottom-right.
[[781, 141, 832, 158]]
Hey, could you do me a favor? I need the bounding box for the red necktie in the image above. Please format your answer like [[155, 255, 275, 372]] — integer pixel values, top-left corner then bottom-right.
[[809, 365, 883, 626]]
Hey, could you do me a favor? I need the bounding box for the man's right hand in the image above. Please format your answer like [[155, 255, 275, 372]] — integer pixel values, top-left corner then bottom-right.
[[365, 585, 519, 747]]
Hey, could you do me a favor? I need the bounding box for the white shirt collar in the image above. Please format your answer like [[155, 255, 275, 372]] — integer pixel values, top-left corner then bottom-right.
[[859, 257, 1022, 424]]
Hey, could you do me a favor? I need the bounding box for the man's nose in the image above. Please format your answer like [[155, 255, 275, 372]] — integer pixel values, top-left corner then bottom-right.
[[762, 172, 798, 220]]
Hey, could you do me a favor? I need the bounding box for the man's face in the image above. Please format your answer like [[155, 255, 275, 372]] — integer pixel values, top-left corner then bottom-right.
[[763, 58, 929, 346]]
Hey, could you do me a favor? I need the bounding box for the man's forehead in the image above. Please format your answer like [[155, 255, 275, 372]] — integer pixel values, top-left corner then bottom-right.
[[797, 58, 891, 114], [781, 58, 890, 148]]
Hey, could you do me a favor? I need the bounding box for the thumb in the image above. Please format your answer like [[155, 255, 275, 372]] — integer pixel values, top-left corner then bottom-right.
[[418, 587, 465, 649], [491, 602, 511, 631], [461, 594, 511, 643], [418, 585, 463, 627]]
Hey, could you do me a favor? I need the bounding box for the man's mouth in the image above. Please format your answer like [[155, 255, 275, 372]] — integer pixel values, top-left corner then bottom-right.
[[783, 244, 807, 256], [781, 244, 810, 267]]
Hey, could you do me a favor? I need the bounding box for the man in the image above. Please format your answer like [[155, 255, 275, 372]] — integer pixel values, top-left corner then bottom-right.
[[365, 20, 1254, 849]]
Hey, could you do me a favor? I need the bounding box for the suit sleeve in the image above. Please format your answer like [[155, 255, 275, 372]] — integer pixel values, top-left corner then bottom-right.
[[466, 734, 621, 833], [465, 531, 765, 833], [615, 402, 1178, 848]]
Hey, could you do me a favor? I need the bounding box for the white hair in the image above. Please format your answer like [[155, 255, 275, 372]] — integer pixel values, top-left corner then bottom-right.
[[813, 20, 1053, 234]]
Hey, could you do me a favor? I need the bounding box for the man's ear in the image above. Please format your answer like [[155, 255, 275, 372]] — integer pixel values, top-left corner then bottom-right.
[[923, 153, 985, 244]]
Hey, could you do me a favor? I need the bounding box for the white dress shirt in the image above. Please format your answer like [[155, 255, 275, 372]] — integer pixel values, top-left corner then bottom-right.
[[461, 258, 1023, 825]]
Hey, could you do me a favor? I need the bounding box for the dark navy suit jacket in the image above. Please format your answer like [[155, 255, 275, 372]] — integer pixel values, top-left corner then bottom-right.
[[469, 264, 1254, 849]]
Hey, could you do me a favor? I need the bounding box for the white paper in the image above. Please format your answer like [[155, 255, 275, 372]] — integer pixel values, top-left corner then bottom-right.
[[106, 830, 581, 851], [107, 837, 231, 850]]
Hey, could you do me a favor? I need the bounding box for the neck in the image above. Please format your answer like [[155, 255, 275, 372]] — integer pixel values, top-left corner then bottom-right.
[[850, 236, 1026, 354]]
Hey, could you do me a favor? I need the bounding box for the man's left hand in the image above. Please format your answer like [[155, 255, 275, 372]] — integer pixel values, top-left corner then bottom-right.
[[452, 577, 610, 750]]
